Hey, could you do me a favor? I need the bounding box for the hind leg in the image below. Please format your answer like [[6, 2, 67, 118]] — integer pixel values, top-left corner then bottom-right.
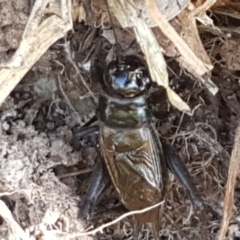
[[163, 142, 203, 210], [73, 123, 108, 219], [80, 159, 110, 219]]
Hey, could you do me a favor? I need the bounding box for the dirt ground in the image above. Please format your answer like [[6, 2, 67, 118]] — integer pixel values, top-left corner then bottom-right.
[[1, 1, 240, 240]]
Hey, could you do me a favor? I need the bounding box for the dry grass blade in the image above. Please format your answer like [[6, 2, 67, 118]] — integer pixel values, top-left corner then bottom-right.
[[58, 201, 164, 239], [218, 123, 240, 240], [0, 200, 30, 240], [0, 0, 73, 107]]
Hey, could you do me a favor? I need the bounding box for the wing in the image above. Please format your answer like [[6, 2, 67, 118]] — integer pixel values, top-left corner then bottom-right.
[[99, 125, 167, 219]]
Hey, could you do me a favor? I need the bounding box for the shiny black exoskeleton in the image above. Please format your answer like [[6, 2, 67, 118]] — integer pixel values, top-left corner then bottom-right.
[[74, 54, 203, 239]]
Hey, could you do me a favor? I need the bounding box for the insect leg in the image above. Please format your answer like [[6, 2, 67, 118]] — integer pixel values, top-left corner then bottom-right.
[[81, 115, 98, 128], [73, 125, 99, 150], [79, 159, 109, 220], [163, 143, 204, 210]]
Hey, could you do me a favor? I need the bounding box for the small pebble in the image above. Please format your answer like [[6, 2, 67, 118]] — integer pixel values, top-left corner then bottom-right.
[[46, 121, 55, 130], [2, 121, 10, 131], [22, 92, 31, 100]]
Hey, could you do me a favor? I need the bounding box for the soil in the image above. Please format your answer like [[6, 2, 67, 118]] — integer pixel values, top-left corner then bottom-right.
[[0, 1, 240, 240]]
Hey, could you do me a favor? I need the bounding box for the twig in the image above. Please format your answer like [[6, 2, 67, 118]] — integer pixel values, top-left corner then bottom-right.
[[58, 201, 164, 238], [218, 123, 240, 240], [61, 39, 97, 103], [0, 190, 28, 197], [171, 82, 198, 145], [0, 200, 30, 240], [57, 75, 82, 125], [58, 168, 93, 179]]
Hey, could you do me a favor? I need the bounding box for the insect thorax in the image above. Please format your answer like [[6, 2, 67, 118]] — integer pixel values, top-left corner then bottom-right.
[[97, 93, 152, 129]]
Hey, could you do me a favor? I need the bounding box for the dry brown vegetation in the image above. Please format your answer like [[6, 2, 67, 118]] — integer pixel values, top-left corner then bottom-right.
[[0, 0, 240, 239]]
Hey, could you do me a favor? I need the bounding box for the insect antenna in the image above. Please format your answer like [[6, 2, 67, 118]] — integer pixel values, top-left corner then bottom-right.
[[105, 0, 124, 64], [122, 39, 136, 54]]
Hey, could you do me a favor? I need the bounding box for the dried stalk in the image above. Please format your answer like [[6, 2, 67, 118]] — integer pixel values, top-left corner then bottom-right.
[[218, 123, 240, 239]]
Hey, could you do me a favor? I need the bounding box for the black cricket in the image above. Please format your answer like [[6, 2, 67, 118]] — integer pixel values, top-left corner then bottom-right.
[[73, 50, 203, 238]]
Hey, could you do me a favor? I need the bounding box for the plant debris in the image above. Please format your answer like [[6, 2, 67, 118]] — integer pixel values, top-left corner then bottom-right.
[[0, 0, 240, 239]]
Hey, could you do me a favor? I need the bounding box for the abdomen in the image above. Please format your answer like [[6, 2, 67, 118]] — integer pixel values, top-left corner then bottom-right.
[[99, 125, 167, 223]]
